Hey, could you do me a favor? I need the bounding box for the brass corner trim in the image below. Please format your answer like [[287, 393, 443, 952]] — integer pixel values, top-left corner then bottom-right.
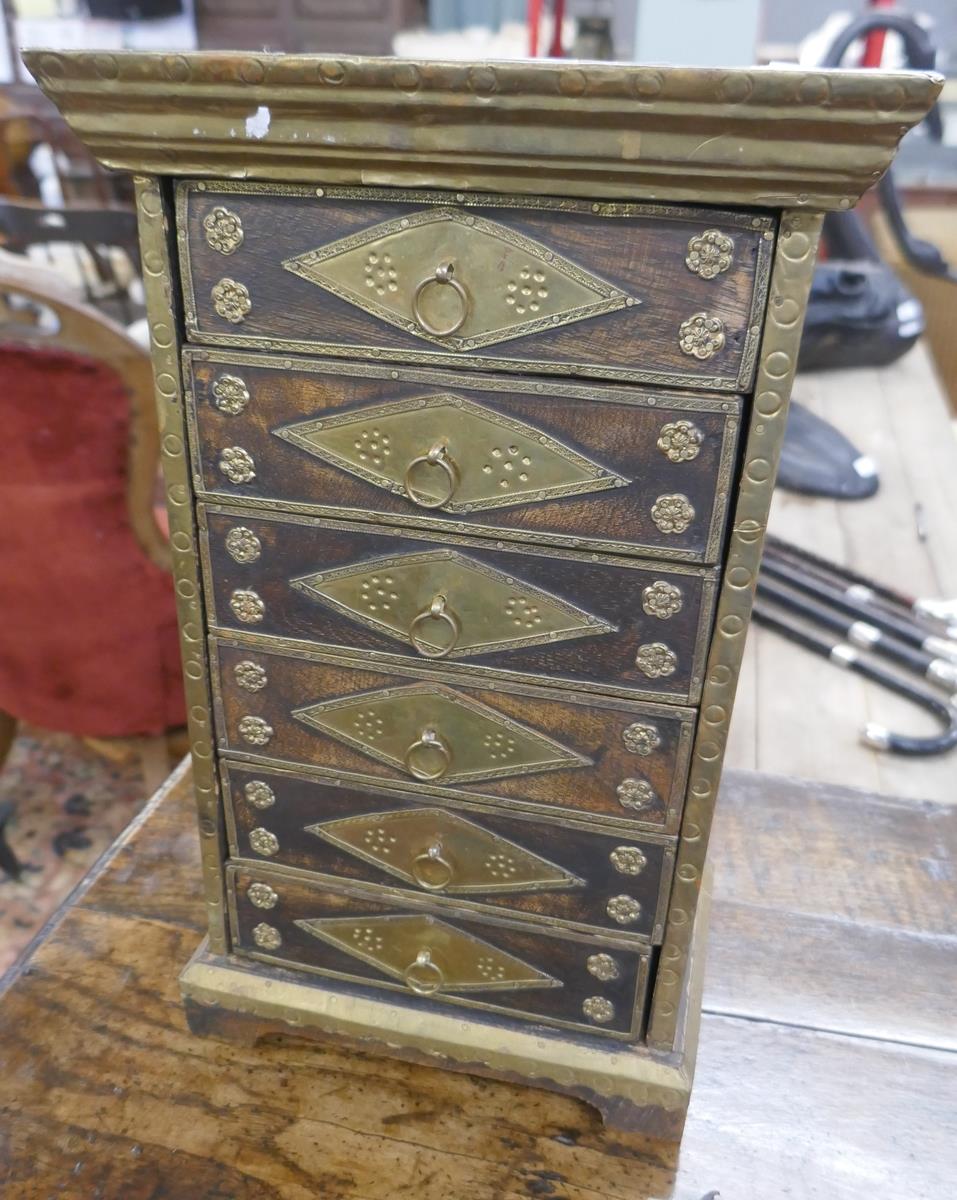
[[25, 52, 941, 211], [647, 210, 825, 1050], [134, 176, 228, 954]]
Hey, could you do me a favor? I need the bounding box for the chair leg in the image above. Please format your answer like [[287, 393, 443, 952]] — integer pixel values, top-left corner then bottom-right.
[[0, 800, 24, 881], [0, 710, 17, 772], [165, 727, 190, 763], [84, 733, 174, 795], [0, 714, 24, 879], [137, 735, 174, 796]]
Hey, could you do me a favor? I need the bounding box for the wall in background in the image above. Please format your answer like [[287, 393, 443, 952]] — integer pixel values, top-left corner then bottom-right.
[[634, 0, 761, 67]]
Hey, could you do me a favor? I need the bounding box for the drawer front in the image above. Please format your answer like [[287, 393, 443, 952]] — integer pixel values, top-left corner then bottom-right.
[[201, 507, 718, 705], [212, 639, 695, 834], [185, 351, 741, 564], [178, 182, 774, 392], [223, 763, 675, 943], [228, 865, 650, 1039]]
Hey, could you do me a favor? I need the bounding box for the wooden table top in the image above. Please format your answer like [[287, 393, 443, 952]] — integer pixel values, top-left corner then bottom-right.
[[0, 760, 953, 1199]]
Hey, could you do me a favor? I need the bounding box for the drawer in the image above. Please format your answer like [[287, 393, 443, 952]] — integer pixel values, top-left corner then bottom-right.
[[201, 507, 718, 705], [185, 351, 742, 564], [227, 864, 651, 1040], [212, 639, 695, 834], [223, 763, 675, 944], [177, 182, 774, 392]]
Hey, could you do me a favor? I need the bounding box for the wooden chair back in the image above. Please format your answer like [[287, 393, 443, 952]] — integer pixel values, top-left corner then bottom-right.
[[0, 251, 168, 571]]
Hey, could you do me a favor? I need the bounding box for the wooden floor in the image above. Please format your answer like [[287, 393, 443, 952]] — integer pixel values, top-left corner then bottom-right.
[[727, 342, 957, 803]]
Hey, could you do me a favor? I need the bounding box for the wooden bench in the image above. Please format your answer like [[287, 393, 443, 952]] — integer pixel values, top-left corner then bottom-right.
[[0, 758, 952, 1197]]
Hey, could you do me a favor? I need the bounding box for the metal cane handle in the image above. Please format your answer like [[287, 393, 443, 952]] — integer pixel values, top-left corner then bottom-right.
[[404, 726, 452, 781], [411, 261, 469, 337], [403, 441, 459, 509], [411, 841, 455, 891], [403, 948, 444, 994], [409, 594, 461, 659]]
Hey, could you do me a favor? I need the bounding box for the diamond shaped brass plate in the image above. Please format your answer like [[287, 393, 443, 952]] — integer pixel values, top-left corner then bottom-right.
[[292, 549, 615, 659], [282, 207, 638, 351], [293, 682, 591, 785], [274, 393, 628, 513], [295, 912, 560, 994], [306, 808, 584, 894]]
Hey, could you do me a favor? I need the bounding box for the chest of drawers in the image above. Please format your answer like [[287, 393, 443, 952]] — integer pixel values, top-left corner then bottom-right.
[[28, 49, 939, 1140]]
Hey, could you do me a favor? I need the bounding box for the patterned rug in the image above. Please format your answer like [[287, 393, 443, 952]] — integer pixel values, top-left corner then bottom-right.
[[0, 726, 151, 976]]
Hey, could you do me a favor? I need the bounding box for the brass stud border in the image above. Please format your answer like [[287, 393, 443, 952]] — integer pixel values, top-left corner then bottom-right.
[[648, 210, 824, 1049], [133, 176, 227, 953]]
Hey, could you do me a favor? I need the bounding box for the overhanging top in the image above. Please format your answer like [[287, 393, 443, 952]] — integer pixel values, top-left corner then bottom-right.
[[24, 50, 942, 211]]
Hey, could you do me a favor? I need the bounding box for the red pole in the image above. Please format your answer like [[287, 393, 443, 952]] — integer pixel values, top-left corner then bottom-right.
[[548, 0, 566, 58], [861, 0, 895, 68], [528, 0, 542, 57]]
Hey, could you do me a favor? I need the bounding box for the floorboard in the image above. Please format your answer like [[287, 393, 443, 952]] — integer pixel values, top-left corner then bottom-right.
[[727, 343, 957, 803]]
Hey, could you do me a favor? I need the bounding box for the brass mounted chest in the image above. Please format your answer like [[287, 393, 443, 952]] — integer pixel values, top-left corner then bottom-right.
[[28, 49, 940, 1140]]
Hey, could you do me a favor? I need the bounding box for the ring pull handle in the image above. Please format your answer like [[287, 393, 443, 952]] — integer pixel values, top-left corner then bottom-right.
[[409, 594, 461, 659], [411, 841, 455, 891], [404, 948, 444, 995], [403, 726, 452, 781], [411, 260, 470, 337], [403, 441, 460, 510]]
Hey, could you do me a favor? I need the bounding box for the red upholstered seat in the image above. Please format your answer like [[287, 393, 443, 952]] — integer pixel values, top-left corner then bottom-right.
[[0, 343, 185, 737]]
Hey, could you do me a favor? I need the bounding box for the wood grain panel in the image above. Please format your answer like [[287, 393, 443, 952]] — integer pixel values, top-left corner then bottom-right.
[[211, 639, 696, 833], [201, 506, 717, 704], [185, 351, 742, 563], [222, 762, 674, 943], [178, 183, 773, 391], [227, 865, 650, 1038]]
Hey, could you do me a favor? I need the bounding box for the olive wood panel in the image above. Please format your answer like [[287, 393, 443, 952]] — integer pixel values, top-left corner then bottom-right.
[[201, 506, 718, 704], [211, 639, 696, 834], [222, 762, 675, 944], [227, 865, 650, 1040], [185, 350, 742, 563], [178, 183, 774, 391]]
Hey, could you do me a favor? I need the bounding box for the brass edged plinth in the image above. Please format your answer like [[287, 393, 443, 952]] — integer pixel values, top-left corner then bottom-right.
[[181, 868, 710, 1137]]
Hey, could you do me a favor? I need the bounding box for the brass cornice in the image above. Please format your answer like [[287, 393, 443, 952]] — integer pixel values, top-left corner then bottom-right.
[[24, 51, 941, 211]]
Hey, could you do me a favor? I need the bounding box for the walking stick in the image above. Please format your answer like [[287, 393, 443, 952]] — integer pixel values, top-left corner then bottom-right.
[[756, 576, 957, 692], [752, 602, 957, 756]]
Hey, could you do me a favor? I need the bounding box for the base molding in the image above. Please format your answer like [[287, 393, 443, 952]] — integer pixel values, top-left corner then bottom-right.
[[181, 873, 710, 1139]]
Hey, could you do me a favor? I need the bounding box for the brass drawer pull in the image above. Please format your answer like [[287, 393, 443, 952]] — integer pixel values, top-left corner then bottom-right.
[[404, 726, 452, 781], [411, 841, 454, 891], [403, 441, 460, 509], [411, 260, 469, 337], [404, 947, 444, 995], [409, 593, 461, 658]]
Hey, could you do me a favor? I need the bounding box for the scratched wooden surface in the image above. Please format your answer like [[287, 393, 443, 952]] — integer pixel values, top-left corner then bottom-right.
[[1, 758, 953, 1199], [727, 341, 957, 803]]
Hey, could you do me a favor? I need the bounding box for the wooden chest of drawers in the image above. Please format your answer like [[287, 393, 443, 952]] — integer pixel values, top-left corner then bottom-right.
[[28, 49, 939, 1140]]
